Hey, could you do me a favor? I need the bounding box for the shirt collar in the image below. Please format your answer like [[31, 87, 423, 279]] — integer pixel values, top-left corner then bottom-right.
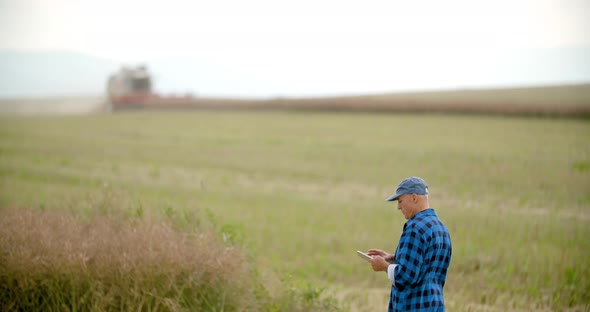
[[411, 208, 436, 219]]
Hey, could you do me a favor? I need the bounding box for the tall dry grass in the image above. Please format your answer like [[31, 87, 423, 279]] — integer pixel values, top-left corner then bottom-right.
[[128, 83, 590, 118], [0, 208, 261, 311]]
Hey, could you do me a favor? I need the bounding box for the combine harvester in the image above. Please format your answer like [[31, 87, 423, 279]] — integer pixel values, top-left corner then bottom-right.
[[106, 65, 251, 111], [106, 66, 154, 110]]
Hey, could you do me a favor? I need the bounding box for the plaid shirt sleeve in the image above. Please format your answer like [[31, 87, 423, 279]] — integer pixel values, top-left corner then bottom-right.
[[392, 223, 424, 287]]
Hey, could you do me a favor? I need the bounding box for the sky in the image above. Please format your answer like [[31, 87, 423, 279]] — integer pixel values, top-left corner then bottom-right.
[[1, 0, 589, 97]]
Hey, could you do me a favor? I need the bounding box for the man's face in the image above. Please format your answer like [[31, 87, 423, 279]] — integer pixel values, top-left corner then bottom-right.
[[397, 194, 415, 220]]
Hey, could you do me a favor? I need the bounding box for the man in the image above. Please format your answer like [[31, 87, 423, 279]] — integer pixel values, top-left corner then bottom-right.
[[366, 176, 452, 311]]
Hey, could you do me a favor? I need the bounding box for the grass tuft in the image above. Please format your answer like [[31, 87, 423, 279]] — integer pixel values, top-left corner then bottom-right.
[[0, 207, 260, 311]]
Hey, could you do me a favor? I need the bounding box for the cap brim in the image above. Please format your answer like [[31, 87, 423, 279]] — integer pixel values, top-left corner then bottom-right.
[[385, 193, 402, 201]]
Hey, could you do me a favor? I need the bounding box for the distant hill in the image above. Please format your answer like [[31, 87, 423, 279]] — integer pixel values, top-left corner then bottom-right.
[[0, 51, 123, 98], [0, 51, 250, 98]]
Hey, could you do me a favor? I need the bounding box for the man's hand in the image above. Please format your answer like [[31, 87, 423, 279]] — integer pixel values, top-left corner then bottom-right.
[[368, 255, 390, 272], [367, 249, 394, 263]]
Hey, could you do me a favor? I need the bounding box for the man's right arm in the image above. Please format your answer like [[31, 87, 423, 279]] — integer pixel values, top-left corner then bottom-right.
[[390, 227, 424, 287]]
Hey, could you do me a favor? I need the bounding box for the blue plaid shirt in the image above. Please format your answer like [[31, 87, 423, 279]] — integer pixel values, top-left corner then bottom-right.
[[389, 209, 452, 312]]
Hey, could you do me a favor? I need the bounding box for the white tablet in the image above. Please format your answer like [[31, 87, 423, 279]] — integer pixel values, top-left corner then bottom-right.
[[357, 250, 373, 260]]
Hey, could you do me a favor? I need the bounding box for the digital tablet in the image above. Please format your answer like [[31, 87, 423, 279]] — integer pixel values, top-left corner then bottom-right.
[[357, 250, 373, 260]]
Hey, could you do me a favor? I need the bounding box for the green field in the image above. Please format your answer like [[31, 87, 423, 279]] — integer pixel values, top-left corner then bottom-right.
[[1, 111, 589, 311]]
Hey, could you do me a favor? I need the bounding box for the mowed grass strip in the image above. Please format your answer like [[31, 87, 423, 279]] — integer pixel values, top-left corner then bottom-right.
[[0, 111, 589, 311]]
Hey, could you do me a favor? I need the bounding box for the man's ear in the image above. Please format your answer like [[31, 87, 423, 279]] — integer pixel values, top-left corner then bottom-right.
[[412, 193, 418, 203]]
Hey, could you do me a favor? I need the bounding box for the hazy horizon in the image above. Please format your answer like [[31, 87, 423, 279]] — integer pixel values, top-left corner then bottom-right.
[[1, 0, 590, 98]]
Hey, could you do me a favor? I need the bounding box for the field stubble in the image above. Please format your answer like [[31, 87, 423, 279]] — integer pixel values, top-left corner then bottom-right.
[[0, 110, 589, 311]]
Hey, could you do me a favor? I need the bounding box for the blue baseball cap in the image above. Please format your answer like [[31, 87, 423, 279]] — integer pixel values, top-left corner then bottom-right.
[[386, 176, 429, 201]]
